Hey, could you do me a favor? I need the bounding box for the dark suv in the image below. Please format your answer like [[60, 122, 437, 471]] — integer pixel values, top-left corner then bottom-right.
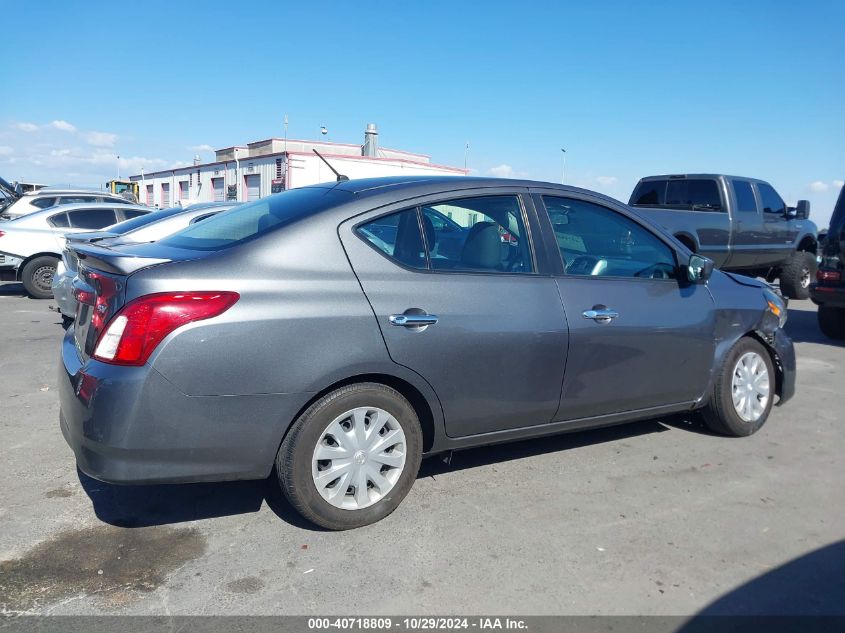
[[811, 182, 845, 339]]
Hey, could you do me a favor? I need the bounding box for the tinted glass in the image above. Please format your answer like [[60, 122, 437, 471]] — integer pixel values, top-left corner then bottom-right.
[[630, 181, 665, 206], [358, 209, 426, 269], [422, 196, 533, 273], [543, 196, 677, 279], [732, 180, 757, 213], [31, 197, 57, 209], [160, 187, 342, 251], [59, 195, 98, 205], [67, 208, 118, 229], [665, 179, 722, 210], [47, 212, 69, 227], [106, 207, 183, 235], [120, 209, 146, 219], [757, 183, 785, 214]]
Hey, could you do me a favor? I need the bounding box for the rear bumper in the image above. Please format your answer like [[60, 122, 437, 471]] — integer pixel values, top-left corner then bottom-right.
[[51, 266, 76, 317], [772, 328, 796, 406], [58, 328, 312, 484], [0, 255, 22, 281], [810, 283, 845, 308]]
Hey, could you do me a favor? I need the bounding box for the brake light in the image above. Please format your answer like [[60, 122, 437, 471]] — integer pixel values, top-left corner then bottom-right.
[[817, 269, 841, 283], [93, 291, 239, 366], [0, 230, 5, 238]]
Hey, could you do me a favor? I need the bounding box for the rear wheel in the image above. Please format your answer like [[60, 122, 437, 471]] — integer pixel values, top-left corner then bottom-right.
[[700, 337, 775, 436], [779, 251, 816, 300], [21, 256, 59, 299], [818, 305, 845, 340], [276, 383, 423, 530]]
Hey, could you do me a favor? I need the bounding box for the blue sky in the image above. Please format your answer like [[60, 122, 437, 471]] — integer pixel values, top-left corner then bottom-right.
[[2, 0, 844, 224]]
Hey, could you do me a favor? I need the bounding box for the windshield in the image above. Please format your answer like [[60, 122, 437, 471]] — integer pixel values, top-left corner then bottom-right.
[[159, 187, 344, 251], [105, 207, 183, 234], [630, 179, 723, 211]]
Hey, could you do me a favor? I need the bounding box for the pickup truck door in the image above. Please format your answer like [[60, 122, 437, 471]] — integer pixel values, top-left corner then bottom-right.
[[755, 181, 794, 267], [727, 178, 765, 269], [534, 192, 716, 420]]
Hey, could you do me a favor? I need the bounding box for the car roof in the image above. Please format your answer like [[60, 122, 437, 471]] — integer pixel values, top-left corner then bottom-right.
[[11, 202, 150, 220], [635, 174, 769, 184], [22, 188, 124, 197]]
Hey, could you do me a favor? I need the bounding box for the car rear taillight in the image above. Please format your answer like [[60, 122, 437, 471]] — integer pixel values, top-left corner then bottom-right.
[[0, 230, 5, 238], [92, 291, 239, 366], [817, 269, 841, 283]]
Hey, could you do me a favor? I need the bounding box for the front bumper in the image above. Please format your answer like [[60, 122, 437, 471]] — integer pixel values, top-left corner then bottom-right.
[[771, 327, 796, 406], [58, 328, 311, 484]]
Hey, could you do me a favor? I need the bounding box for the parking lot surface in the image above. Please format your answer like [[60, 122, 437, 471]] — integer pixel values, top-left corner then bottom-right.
[[0, 281, 843, 615]]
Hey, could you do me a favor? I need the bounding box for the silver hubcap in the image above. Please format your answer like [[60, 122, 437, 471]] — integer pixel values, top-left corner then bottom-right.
[[731, 352, 770, 422], [311, 407, 407, 510], [34, 265, 55, 292], [800, 267, 811, 288]]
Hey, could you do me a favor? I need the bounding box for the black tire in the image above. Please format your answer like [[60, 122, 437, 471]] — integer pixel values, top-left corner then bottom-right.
[[700, 337, 775, 437], [276, 382, 423, 530], [818, 305, 845, 340], [779, 251, 816, 300], [21, 255, 59, 299]]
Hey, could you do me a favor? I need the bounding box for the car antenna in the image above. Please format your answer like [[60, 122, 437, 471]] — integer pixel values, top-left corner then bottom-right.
[[312, 149, 349, 182]]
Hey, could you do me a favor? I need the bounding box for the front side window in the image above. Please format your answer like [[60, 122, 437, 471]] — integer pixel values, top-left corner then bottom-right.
[[67, 208, 118, 229], [732, 180, 757, 213], [543, 196, 678, 280], [757, 183, 785, 215], [358, 209, 426, 269]]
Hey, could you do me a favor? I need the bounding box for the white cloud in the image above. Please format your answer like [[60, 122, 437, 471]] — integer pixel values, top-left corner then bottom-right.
[[595, 176, 618, 187], [188, 144, 214, 153], [50, 120, 77, 133], [833, 180, 844, 189], [488, 164, 514, 178], [0, 146, 13, 156], [13, 122, 39, 132], [83, 131, 118, 147], [809, 180, 829, 192]]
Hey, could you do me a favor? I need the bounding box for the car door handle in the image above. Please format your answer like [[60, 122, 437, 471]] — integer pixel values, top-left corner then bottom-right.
[[389, 313, 439, 327], [582, 306, 619, 323]]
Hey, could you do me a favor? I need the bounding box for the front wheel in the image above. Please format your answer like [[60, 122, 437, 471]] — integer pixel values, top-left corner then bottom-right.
[[700, 337, 775, 437], [779, 251, 816, 300], [21, 255, 59, 299], [276, 383, 423, 530]]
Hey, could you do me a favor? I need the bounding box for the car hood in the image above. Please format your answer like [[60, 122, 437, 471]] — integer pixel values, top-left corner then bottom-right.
[[722, 271, 768, 289]]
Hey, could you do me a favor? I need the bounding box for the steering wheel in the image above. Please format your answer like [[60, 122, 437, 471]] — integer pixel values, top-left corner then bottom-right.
[[635, 263, 673, 280]]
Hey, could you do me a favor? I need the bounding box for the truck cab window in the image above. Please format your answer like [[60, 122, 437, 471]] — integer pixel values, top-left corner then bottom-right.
[[732, 180, 757, 213], [757, 183, 786, 215]]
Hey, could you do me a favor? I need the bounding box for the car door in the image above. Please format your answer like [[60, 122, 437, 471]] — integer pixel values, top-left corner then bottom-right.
[[727, 178, 764, 269], [340, 190, 569, 438], [534, 192, 716, 421], [755, 181, 793, 267]]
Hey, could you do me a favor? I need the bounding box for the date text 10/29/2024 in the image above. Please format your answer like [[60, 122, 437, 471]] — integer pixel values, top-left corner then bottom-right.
[[308, 618, 528, 630]]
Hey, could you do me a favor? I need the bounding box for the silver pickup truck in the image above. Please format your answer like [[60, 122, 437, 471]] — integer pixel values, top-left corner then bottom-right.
[[630, 174, 818, 299]]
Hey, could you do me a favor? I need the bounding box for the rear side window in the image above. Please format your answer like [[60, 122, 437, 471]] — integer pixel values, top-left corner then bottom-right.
[[31, 197, 57, 209], [160, 187, 343, 251], [358, 209, 426, 269], [67, 208, 118, 229], [732, 180, 757, 213], [47, 212, 69, 227], [757, 183, 786, 214]]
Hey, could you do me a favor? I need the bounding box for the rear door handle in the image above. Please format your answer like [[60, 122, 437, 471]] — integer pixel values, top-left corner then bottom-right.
[[389, 314, 439, 327], [582, 306, 619, 323]]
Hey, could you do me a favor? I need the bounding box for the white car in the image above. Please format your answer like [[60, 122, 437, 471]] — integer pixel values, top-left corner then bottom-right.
[[0, 202, 151, 298], [0, 188, 132, 220]]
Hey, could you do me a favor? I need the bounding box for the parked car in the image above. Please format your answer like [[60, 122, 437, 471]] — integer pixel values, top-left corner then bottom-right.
[[0, 188, 133, 221], [52, 202, 238, 319], [59, 177, 795, 530], [810, 181, 845, 339], [629, 174, 818, 299], [0, 203, 151, 298]]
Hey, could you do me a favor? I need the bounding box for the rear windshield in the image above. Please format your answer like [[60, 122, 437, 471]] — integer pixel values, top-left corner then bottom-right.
[[630, 179, 723, 211], [159, 187, 344, 251]]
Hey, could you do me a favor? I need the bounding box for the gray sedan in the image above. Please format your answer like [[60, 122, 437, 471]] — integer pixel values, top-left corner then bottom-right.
[[59, 177, 796, 529]]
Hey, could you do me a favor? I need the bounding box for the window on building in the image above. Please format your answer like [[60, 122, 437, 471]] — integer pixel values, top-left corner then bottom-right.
[[146, 185, 154, 206], [161, 184, 171, 207], [179, 181, 189, 200]]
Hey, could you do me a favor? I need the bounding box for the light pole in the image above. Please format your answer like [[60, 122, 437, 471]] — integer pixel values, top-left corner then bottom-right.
[[117, 155, 121, 180], [464, 142, 469, 171], [561, 148, 566, 184]]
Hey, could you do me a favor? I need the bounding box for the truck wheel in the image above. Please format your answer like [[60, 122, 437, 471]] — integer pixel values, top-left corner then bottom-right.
[[779, 251, 816, 300], [818, 305, 845, 340], [21, 256, 59, 299], [700, 337, 775, 437], [276, 382, 423, 530]]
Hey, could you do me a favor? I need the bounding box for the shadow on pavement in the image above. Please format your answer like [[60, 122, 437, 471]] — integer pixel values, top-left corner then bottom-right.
[[78, 418, 672, 531], [785, 306, 844, 346], [678, 540, 845, 621], [0, 282, 27, 296]]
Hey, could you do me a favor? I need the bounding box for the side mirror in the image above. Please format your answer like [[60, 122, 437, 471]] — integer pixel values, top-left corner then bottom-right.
[[687, 254, 714, 283], [796, 200, 810, 219]]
